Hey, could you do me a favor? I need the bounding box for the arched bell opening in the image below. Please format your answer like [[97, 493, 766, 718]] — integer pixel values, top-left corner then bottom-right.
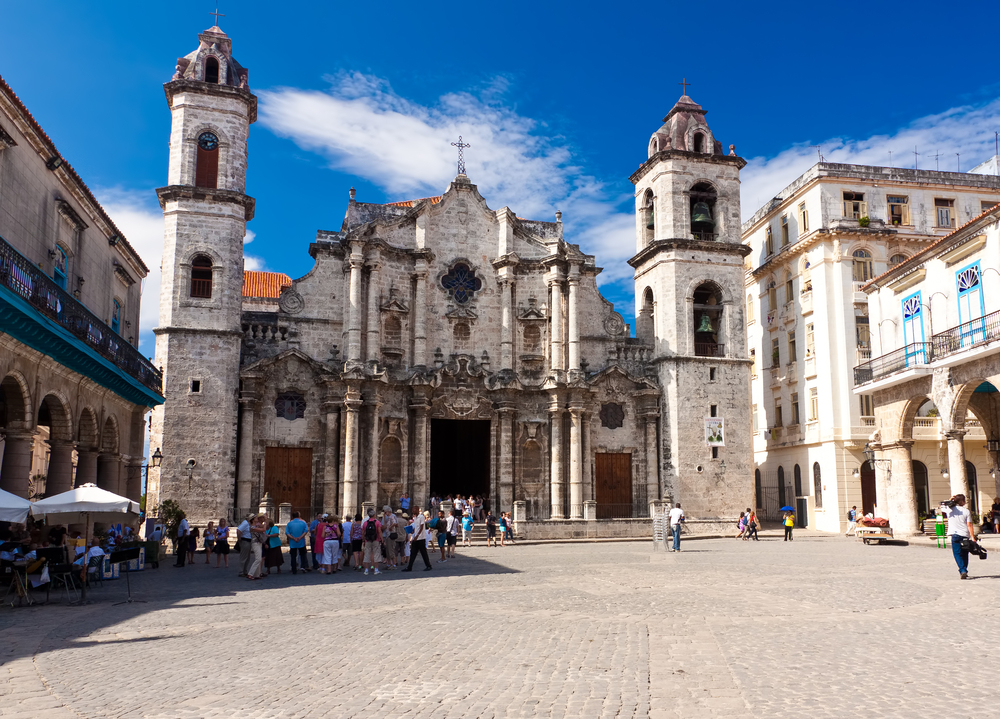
[[693, 282, 724, 357], [642, 189, 655, 245], [638, 287, 655, 344], [690, 182, 717, 241]]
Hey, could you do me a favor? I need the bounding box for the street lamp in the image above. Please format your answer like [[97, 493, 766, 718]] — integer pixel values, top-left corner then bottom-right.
[[862, 442, 892, 471], [986, 435, 1000, 453], [151, 447, 163, 468]]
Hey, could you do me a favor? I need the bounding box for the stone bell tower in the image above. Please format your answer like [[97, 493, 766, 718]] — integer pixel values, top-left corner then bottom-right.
[[147, 23, 256, 524], [628, 90, 752, 530]]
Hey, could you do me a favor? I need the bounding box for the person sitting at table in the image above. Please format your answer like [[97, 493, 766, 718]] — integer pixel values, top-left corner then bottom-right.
[[73, 538, 106, 573]]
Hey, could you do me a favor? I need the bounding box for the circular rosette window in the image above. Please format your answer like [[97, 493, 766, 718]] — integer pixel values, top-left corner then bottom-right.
[[440, 262, 482, 304]]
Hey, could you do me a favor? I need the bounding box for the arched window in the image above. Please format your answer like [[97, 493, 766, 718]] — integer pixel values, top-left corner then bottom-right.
[[793, 465, 802, 496], [888, 253, 907, 268], [523, 325, 541, 354], [453, 322, 471, 351], [852, 249, 873, 282], [777, 466, 786, 507], [274, 392, 306, 421], [693, 283, 723, 357], [693, 132, 705, 153], [53, 246, 68, 289], [204, 57, 220, 84], [643, 190, 655, 244], [690, 182, 717, 240], [111, 299, 121, 334], [195, 132, 219, 189], [965, 461, 978, 513], [813, 462, 823, 508], [190, 255, 213, 298], [912, 460, 929, 516], [754, 469, 762, 509]]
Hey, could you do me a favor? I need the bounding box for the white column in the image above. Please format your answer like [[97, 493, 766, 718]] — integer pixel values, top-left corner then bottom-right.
[[366, 262, 381, 362], [413, 264, 428, 367], [346, 246, 364, 362], [549, 269, 564, 373], [500, 279, 513, 369], [236, 397, 255, 511], [342, 391, 362, 517], [567, 266, 580, 374], [549, 396, 564, 519], [569, 405, 583, 519], [367, 398, 382, 505], [884, 441, 918, 535], [946, 430, 971, 500]]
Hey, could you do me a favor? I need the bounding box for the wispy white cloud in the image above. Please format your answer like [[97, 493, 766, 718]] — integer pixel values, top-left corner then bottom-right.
[[740, 97, 1000, 221]]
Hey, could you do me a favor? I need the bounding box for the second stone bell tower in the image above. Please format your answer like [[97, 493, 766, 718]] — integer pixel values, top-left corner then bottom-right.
[[147, 22, 256, 524], [628, 90, 752, 529]]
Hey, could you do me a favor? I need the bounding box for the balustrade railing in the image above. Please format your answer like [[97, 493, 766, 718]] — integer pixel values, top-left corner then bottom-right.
[[931, 308, 1000, 360], [695, 342, 725, 357], [0, 234, 162, 395]]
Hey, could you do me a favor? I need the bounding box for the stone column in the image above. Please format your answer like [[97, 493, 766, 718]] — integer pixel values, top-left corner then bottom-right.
[[582, 412, 592, 501], [367, 397, 382, 505], [97, 453, 121, 494], [645, 414, 659, 502], [346, 247, 364, 362], [410, 395, 430, 509], [413, 265, 428, 367], [549, 396, 564, 519], [945, 429, 971, 500], [884, 441, 918, 535], [500, 279, 513, 369], [76, 449, 98, 488], [46, 441, 76, 496], [323, 401, 340, 513], [548, 269, 564, 373], [567, 266, 581, 374], [342, 390, 363, 517], [0, 432, 33, 498], [569, 404, 583, 519], [235, 396, 255, 511], [366, 262, 381, 362], [124, 460, 143, 503], [497, 403, 514, 513]]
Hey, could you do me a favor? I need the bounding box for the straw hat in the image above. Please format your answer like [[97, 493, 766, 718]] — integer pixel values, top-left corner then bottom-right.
[[395, 509, 403, 515], [402, 513, 410, 519]]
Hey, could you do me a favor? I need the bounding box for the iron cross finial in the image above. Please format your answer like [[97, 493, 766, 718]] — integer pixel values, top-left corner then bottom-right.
[[451, 136, 471, 176], [210, 6, 225, 25], [679, 78, 691, 94]]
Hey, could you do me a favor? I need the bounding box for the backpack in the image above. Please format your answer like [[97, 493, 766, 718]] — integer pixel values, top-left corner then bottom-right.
[[364, 520, 378, 542], [847, 510, 854, 521]]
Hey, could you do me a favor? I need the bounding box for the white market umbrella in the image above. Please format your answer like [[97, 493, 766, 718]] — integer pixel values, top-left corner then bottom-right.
[[31, 483, 140, 603], [0, 487, 32, 524]]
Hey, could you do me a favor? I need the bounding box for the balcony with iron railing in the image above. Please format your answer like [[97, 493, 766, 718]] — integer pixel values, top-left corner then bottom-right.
[[854, 308, 1000, 386], [0, 234, 162, 396], [694, 342, 725, 357]]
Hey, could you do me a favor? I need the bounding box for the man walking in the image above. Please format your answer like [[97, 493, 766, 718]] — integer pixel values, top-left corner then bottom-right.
[[845, 506, 858, 536], [236, 513, 254, 577], [173, 515, 190, 567], [402, 510, 432, 572], [668, 503, 684, 552], [361, 508, 382, 576], [286, 511, 310, 574], [446, 509, 459, 559], [946, 494, 977, 579]]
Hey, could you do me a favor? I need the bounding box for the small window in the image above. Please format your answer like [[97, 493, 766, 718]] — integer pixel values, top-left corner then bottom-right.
[[855, 315, 870, 349], [195, 132, 219, 189], [111, 299, 121, 334], [780, 215, 789, 246], [709, 367, 716, 381], [765, 227, 774, 256], [888, 195, 909, 226], [790, 393, 800, 425], [190, 255, 213, 298], [441, 263, 482, 304], [805, 323, 815, 357], [888, 253, 907, 268], [809, 387, 819, 421], [752, 404, 759, 432], [813, 462, 823, 508], [274, 392, 306, 421], [935, 198, 955, 228], [204, 57, 220, 84], [693, 132, 705, 153], [191, 379, 201, 393], [852, 249, 873, 282], [774, 402, 783, 427], [712, 446, 719, 459], [785, 276, 794, 305], [788, 330, 797, 363], [771, 337, 780, 367], [982, 200, 997, 214], [710, 404, 717, 417], [746, 294, 754, 324], [859, 394, 873, 417], [768, 286, 778, 312], [750, 349, 757, 378], [53, 246, 67, 289], [798, 202, 809, 233], [843, 191, 867, 219]]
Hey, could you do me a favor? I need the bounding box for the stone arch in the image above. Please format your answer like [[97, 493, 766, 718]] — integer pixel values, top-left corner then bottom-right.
[[692, 281, 726, 357], [0, 372, 31, 429], [78, 407, 99, 450], [686, 276, 732, 306], [951, 379, 998, 435], [896, 392, 935, 442], [204, 56, 220, 84], [793, 464, 802, 496], [689, 180, 719, 238], [37, 392, 73, 442], [642, 189, 655, 244], [101, 414, 120, 454]]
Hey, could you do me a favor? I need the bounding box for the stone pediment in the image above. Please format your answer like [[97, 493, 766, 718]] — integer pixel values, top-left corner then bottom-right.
[[445, 305, 478, 321], [517, 297, 546, 321], [380, 295, 409, 314], [587, 365, 658, 395]]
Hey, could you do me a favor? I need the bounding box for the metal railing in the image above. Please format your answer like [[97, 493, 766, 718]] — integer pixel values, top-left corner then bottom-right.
[[695, 342, 725, 357], [0, 234, 162, 395], [691, 231, 717, 242], [854, 309, 1000, 386]]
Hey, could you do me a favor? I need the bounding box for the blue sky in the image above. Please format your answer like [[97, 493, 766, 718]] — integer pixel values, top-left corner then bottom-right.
[[4, 0, 1000, 354]]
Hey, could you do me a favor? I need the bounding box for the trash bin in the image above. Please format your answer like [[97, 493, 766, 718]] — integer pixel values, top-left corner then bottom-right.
[[934, 519, 947, 549]]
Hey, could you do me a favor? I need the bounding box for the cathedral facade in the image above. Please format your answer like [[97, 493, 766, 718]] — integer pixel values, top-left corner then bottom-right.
[[147, 26, 752, 533]]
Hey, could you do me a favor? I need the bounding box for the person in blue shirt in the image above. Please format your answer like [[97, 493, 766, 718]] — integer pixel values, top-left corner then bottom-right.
[[400, 493, 411, 512], [308, 513, 321, 570], [461, 512, 474, 547], [286, 512, 310, 574]]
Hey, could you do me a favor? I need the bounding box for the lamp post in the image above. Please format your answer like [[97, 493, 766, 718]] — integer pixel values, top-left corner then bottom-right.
[[862, 442, 892, 471]]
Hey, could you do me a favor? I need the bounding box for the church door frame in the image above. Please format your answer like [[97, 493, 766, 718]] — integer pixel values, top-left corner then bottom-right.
[[595, 452, 632, 518], [263, 446, 314, 516]]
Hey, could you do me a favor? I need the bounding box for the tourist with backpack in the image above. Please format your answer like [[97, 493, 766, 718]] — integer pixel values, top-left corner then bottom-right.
[[381, 506, 399, 570], [446, 509, 459, 558], [745, 508, 759, 541], [486, 511, 498, 547], [360, 508, 382, 576], [431, 510, 448, 562], [350, 513, 363, 570], [845, 506, 858, 536]]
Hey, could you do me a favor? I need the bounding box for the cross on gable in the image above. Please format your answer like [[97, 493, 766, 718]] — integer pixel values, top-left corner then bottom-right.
[[451, 136, 471, 176]]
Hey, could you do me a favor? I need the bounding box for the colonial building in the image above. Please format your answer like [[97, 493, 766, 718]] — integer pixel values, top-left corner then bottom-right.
[[0, 74, 162, 502], [147, 25, 752, 533], [742, 163, 1000, 532], [858, 203, 1000, 535]]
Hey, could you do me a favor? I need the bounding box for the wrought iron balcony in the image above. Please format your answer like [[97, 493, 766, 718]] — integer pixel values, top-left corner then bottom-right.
[[853, 342, 929, 385], [0, 234, 162, 395], [694, 342, 725, 357]]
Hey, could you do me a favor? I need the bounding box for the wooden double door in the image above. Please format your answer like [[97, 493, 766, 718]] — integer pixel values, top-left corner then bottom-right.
[[595, 452, 632, 519], [264, 446, 313, 513]]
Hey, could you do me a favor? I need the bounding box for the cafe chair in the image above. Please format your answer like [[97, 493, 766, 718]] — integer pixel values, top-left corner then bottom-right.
[[86, 556, 105, 587]]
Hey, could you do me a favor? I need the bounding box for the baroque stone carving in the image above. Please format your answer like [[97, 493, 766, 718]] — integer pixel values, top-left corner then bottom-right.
[[599, 402, 625, 429], [278, 288, 304, 315], [603, 311, 626, 336]]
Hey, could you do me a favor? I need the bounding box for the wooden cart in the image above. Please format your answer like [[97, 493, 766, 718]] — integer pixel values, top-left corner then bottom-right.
[[856, 525, 894, 544]]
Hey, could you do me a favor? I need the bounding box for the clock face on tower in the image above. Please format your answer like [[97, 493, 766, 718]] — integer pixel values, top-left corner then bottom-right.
[[197, 132, 219, 151]]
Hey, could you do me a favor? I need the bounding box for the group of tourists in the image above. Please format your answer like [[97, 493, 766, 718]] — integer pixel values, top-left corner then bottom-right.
[[428, 494, 487, 521], [734, 509, 760, 541]]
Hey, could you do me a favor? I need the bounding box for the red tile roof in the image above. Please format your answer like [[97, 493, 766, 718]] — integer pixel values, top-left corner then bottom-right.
[[385, 196, 442, 208], [243, 270, 292, 298]]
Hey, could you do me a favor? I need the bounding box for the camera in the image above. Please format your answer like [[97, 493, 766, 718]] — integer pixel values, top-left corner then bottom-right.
[[941, 500, 956, 509]]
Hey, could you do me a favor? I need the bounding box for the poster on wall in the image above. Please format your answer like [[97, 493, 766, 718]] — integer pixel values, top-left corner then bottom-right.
[[705, 418, 725, 447]]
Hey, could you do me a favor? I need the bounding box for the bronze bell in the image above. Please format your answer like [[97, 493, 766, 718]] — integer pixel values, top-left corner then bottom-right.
[[696, 313, 714, 334], [646, 207, 655, 230], [691, 201, 714, 229]]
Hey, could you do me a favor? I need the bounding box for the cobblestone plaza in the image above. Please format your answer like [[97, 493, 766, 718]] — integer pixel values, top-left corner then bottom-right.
[[1, 535, 995, 718]]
